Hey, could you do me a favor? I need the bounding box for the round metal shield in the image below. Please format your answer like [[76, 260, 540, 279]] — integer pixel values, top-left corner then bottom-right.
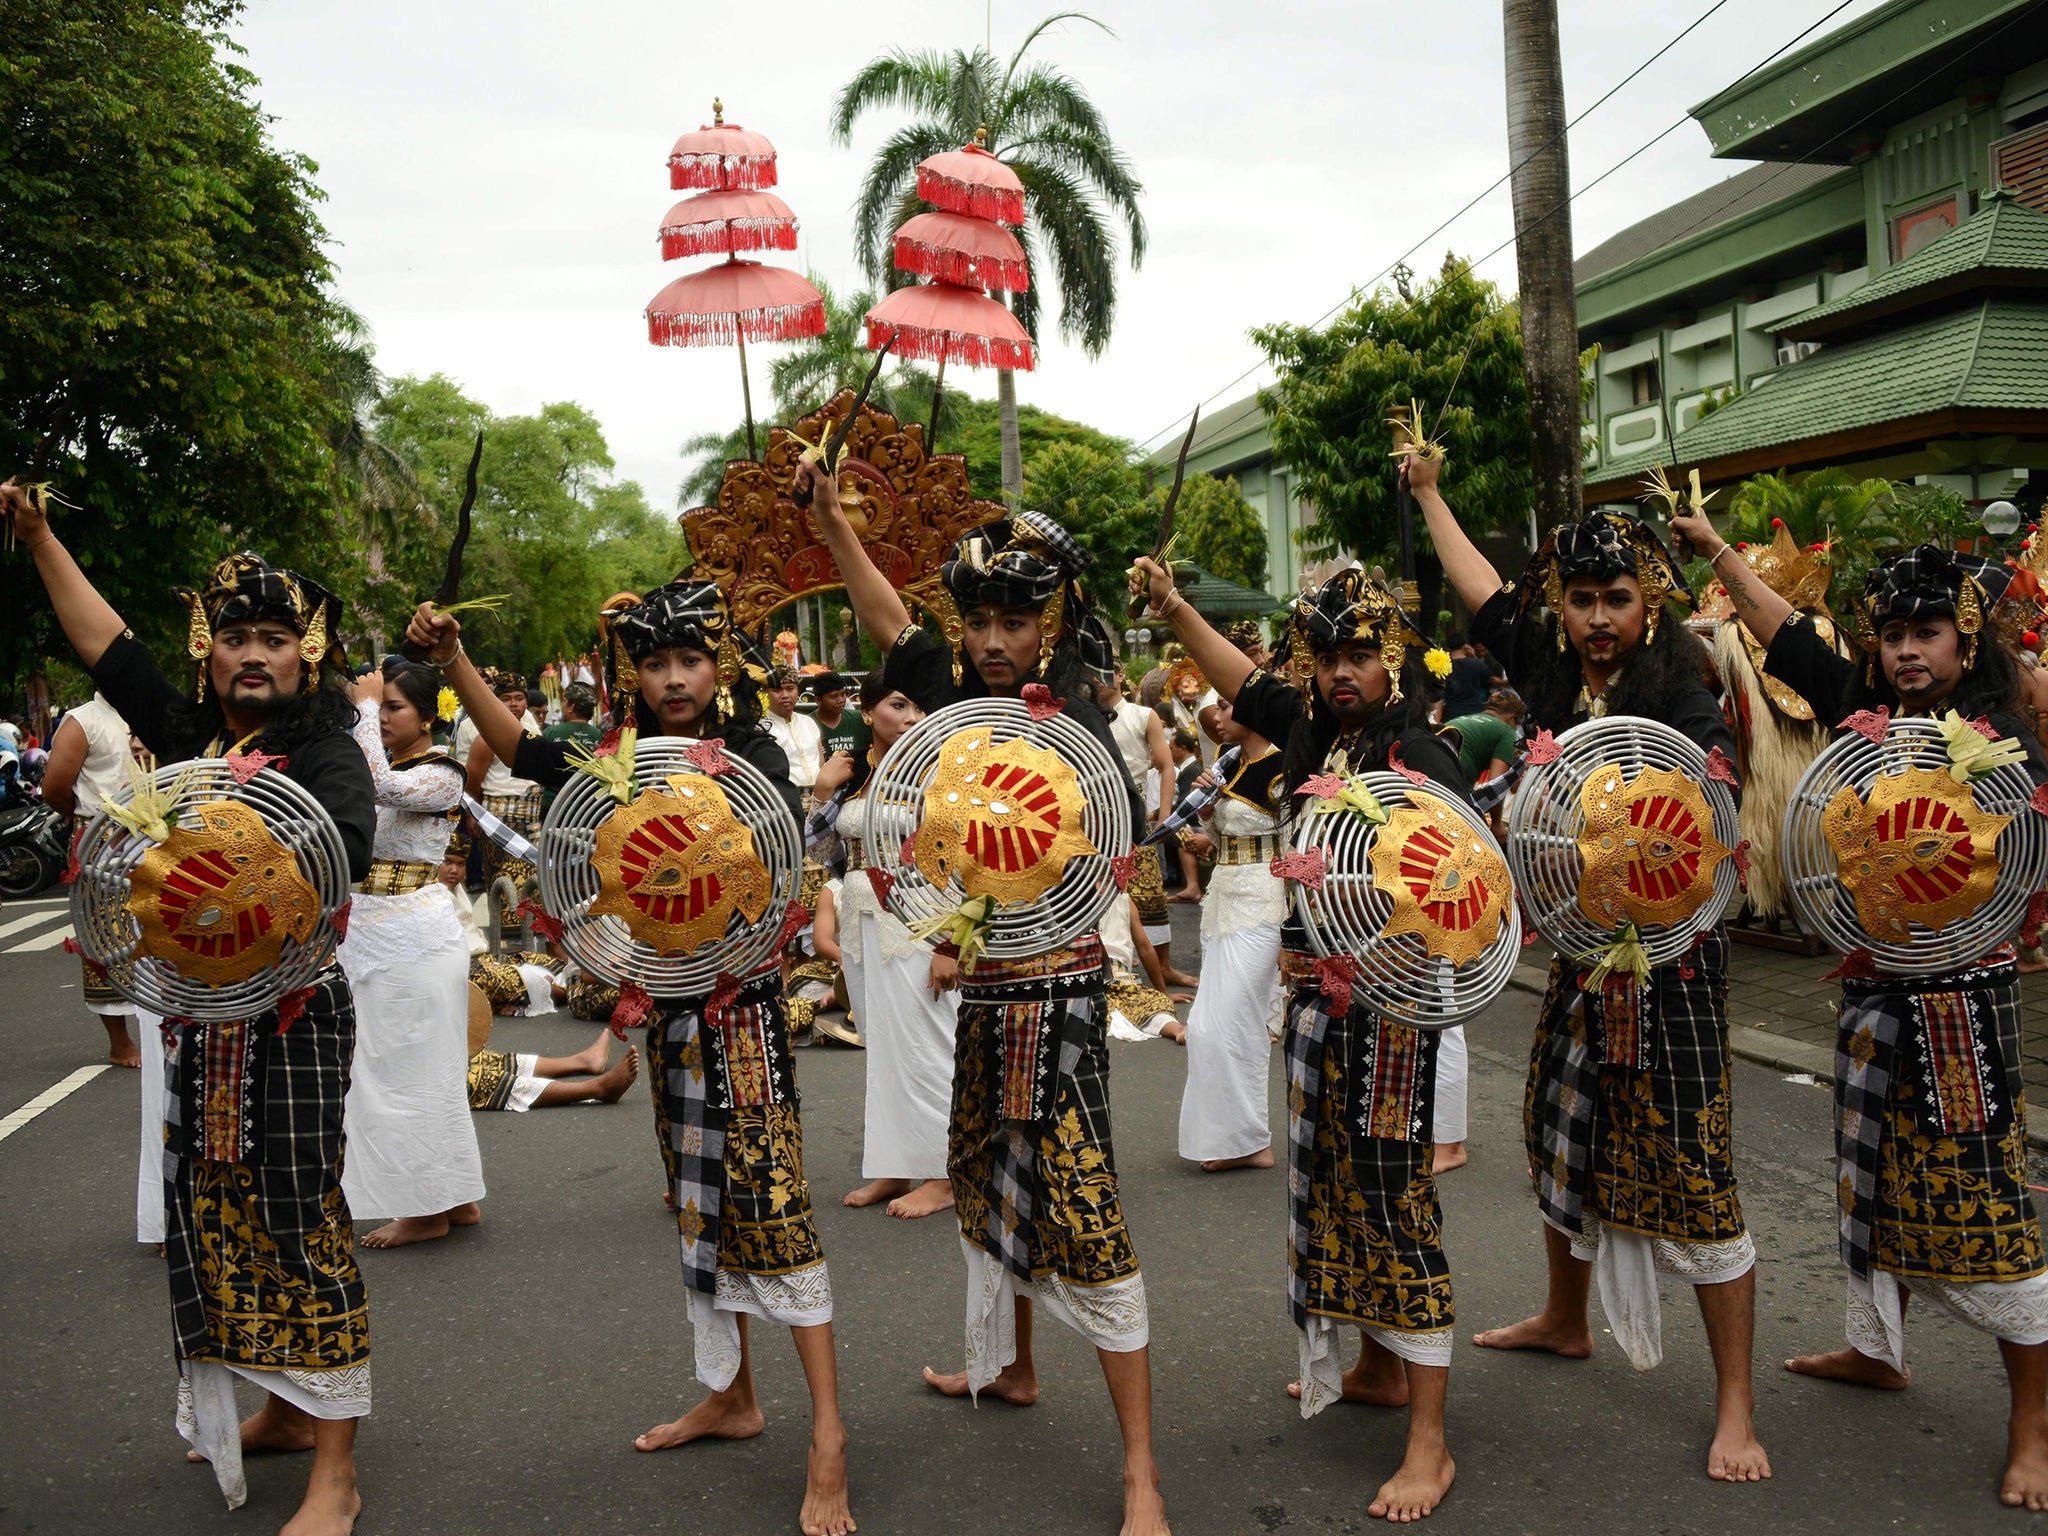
[[70, 761, 351, 1022], [537, 736, 802, 995], [1506, 716, 1740, 969], [1289, 772, 1521, 1029], [868, 698, 1132, 960], [1782, 716, 2047, 975]]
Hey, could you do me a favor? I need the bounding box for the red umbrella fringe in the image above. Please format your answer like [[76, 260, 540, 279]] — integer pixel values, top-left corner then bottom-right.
[[660, 220, 799, 261], [916, 165, 1024, 226], [648, 301, 828, 348], [864, 317, 1033, 371], [669, 154, 776, 192], [892, 236, 1029, 294]]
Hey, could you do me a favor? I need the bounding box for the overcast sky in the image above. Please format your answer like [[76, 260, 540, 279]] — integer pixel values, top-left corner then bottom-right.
[[233, 0, 1885, 511]]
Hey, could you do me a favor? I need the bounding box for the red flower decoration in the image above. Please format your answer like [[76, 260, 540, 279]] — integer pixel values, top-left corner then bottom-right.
[[595, 727, 624, 757], [706, 970, 742, 1024], [776, 900, 812, 948], [513, 896, 564, 943], [60, 823, 83, 885], [1386, 742, 1427, 785], [2029, 630, 2042, 649], [1970, 715, 1998, 741], [2031, 783, 2048, 818], [610, 981, 654, 1038], [1821, 948, 1880, 982], [1313, 954, 1360, 1011], [331, 898, 353, 942], [225, 749, 285, 784], [1270, 848, 1326, 890], [865, 866, 895, 907], [1297, 773, 1346, 801], [900, 833, 917, 864], [1705, 747, 1738, 786], [1525, 729, 1562, 766], [1521, 926, 1541, 947], [1021, 682, 1062, 721], [681, 738, 731, 775], [1731, 839, 1751, 894], [275, 986, 314, 1034], [1842, 707, 1891, 745], [61, 935, 83, 957], [1109, 853, 1135, 891]]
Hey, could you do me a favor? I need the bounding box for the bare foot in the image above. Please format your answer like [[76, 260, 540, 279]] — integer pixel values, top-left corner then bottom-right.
[[885, 1178, 955, 1219], [1120, 1459, 1170, 1536], [1707, 1413, 1772, 1483], [2004, 1410, 2048, 1509], [1167, 989, 1195, 1004], [1471, 1312, 1593, 1358], [1369, 1446, 1456, 1522], [279, 1466, 361, 1536], [570, 1028, 612, 1076], [107, 1043, 142, 1068], [1160, 1021, 1188, 1045], [444, 1202, 482, 1228], [2020, 956, 2048, 975], [1163, 968, 1200, 989], [1783, 1347, 1909, 1389], [800, 1427, 856, 1536], [1168, 890, 1201, 905], [359, 1213, 451, 1249], [1431, 1143, 1468, 1174], [1284, 1350, 1410, 1407], [1200, 1148, 1274, 1172], [592, 1046, 640, 1103], [634, 1393, 765, 1451], [664, 1187, 676, 1211], [843, 1178, 912, 1209], [922, 1361, 1038, 1406], [186, 1400, 315, 1462]]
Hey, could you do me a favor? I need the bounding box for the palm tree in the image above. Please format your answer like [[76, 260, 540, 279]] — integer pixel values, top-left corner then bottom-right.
[[830, 11, 1146, 498], [323, 317, 422, 571]]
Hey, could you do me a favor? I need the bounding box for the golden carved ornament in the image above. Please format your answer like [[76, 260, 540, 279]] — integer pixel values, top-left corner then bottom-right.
[[128, 800, 322, 987], [1575, 763, 1732, 930], [1821, 764, 2010, 940], [679, 388, 1007, 640], [916, 726, 1098, 906], [1367, 790, 1511, 966], [589, 773, 771, 955]]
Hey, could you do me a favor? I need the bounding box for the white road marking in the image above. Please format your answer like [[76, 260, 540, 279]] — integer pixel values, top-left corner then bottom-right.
[[0, 909, 67, 941], [0, 1065, 110, 1144], [8, 925, 76, 953]]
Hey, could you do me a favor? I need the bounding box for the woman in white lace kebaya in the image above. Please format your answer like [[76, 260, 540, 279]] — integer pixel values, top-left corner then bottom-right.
[[339, 659, 486, 1248], [1177, 698, 1285, 1170], [815, 675, 961, 1219]]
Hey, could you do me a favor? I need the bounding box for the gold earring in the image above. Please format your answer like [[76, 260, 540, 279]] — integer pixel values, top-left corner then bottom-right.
[[715, 633, 740, 718], [1038, 587, 1066, 679]]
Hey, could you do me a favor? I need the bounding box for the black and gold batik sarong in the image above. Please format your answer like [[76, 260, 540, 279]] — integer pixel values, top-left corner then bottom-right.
[[1127, 843, 1170, 935], [470, 950, 558, 1012]]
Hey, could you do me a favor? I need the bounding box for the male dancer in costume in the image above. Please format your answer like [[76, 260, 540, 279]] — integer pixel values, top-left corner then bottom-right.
[[800, 459, 1166, 1536], [1136, 555, 1465, 1522], [408, 581, 854, 1536], [1674, 511, 2048, 1510], [6, 481, 375, 1536], [1409, 453, 1773, 1483]]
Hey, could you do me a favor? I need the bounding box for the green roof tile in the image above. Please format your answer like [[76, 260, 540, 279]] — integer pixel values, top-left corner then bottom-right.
[[1785, 193, 2048, 334]]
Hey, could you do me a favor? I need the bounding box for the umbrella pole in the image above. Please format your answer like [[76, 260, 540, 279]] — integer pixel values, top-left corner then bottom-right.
[[738, 332, 758, 462], [927, 355, 946, 453]]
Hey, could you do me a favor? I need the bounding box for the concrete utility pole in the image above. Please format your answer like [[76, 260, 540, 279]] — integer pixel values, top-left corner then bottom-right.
[[1503, 0, 1584, 527]]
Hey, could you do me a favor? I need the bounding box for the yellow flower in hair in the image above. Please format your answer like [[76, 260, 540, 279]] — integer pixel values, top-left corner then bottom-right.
[[437, 686, 459, 723], [1424, 647, 1453, 681]]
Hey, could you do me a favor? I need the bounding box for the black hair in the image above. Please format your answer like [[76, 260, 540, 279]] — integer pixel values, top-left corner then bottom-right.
[[1170, 727, 1198, 755], [380, 657, 442, 724], [1518, 611, 1717, 732], [524, 687, 545, 713], [562, 683, 596, 719], [1278, 648, 1434, 810], [858, 670, 902, 711], [169, 647, 358, 759], [1841, 624, 2022, 721]]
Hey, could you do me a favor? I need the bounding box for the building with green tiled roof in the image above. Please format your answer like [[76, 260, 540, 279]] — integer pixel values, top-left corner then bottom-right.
[[1577, 0, 2048, 509]]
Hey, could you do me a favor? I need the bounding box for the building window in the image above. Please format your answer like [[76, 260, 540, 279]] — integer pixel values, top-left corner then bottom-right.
[[1992, 122, 2048, 212], [1892, 196, 1958, 261], [1630, 361, 1661, 406]]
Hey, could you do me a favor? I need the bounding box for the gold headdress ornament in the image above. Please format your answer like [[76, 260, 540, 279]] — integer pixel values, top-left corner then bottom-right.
[[1523, 508, 1692, 650], [1285, 566, 1442, 706]]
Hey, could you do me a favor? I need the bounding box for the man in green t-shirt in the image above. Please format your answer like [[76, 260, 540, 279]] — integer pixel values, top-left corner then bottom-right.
[[539, 684, 602, 808], [810, 671, 868, 761], [1442, 688, 1523, 788]]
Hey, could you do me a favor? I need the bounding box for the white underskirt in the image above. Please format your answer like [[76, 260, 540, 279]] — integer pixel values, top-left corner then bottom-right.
[[1177, 921, 1280, 1161], [1296, 1314, 1453, 1418], [137, 1011, 167, 1244], [849, 909, 956, 1180], [685, 1263, 834, 1390], [518, 964, 557, 1016], [1433, 1026, 1468, 1143], [500, 1055, 548, 1112], [176, 1358, 371, 1509], [1845, 1268, 2048, 1373], [1550, 1215, 1756, 1371], [961, 1238, 1148, 1397]]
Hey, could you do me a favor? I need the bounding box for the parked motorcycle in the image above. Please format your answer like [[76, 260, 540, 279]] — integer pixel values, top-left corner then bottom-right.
[[0, 793, 68, 897]]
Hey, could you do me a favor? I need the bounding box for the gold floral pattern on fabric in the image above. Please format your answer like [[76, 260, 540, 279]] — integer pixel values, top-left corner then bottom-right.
[[1576, 765, 1731, 930], [591, 774, 770, 955], [1823, 764, 2010, 941], [188, 1164, 367, 1370], [1874, 1091, 2044, 1283], [716, 1102, 826, 1279], [130, 800, 320, 986], [1369, 789, 1511, 967], [466, 1049, 518, 1111], [1595, 1062, 1746, 1242], [917, 728, 1097, 906], [1126, 844, 1168, 924]]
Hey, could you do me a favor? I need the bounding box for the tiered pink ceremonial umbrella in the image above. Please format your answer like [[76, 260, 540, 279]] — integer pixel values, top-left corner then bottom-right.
[[864, 129, 1033, 449], [645, 100, 825, 460]]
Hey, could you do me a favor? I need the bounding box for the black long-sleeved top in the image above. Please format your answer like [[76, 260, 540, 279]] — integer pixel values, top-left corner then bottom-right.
[[88, 634, 376, 882]]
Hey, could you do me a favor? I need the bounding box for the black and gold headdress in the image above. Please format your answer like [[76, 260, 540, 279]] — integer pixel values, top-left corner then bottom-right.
[[1284, 567, 1441, 705], [1520, 509, 1691, 648], [175, 552, 343, 701], [598, 579, 745, 723], [939, 508, 1092, 684], [1855, 546, 2013, 676]]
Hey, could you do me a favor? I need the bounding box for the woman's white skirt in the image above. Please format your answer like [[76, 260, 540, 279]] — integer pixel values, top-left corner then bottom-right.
[[339, 884, 486, 1218], [853, 908, 956, 1181], [1177, 921, 1282, 1161], [137, 1010, 166, 1244]]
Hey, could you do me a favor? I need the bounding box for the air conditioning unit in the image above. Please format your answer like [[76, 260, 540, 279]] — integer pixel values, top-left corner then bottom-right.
[[1775, 339, 1819, 367]]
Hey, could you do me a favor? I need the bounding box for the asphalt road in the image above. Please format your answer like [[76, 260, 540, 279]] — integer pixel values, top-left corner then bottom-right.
[[0, 893, 2039, 1536]]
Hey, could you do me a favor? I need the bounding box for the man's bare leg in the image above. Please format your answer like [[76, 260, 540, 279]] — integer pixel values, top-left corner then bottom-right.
[[885, 1178, 955, 1219], [923, 1294, 1039, 1405], [359, 1213, 452, 1249], [1155, 943, 1198, 992], [282, 1413, 360, 1536], [1696, 1270, 1771, 1481], [530, 1029, 612, 1080], [1431, 1142, 1468, 1175], [1471, 1223, 1594, 1356], [636, 1313, 766, 1450], [103, 1014, 141, 1068], [2000, 1338, 2048, 1509], [1785, 1288, 1912, 1388], [1098, 1345, 1170, 1536], [186, 1391, 316, 1462], [530, 1047, 639, 1107], [1368, 1358, 1455, 1523], [844, 1177, 913, 1209], [1285, 1331, 1409, 1406], [789, 1323, 856, 1536]]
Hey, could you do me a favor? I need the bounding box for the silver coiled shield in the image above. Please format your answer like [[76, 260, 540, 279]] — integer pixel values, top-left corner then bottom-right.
[[70, 762, 351, 1022], [1288, 771, 1521, 1029], [1507, 716, 1740, 968], [868, 697, 1131, 959], [1782, 716, 2047, 975], [538, 736, 802, 995]]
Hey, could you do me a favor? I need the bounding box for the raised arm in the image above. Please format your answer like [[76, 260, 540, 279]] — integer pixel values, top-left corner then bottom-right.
[[1128, 556, 1255, 703], [1402, 455, 1503, 616], [793, 458, 913, 650], [1669, 510, 1793, 648], [3, 480, 128, 667], [403, 605, 529, 764]]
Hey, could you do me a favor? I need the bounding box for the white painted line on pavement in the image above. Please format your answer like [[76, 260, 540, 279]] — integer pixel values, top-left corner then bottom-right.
[[0, 908, 67, 941], [8, 926, 75, 953], [0, 1065, 109, 1144]]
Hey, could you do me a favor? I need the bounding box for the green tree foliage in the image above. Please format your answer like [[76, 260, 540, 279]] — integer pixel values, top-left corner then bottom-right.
[[1, 0, 359, 681], [956, 399, 1131, 502], [1721, 468, 1898, 616], [1155, 474, 1267, 593], [372, 376, 677, 672], [1019, 441, 1147, 610]]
